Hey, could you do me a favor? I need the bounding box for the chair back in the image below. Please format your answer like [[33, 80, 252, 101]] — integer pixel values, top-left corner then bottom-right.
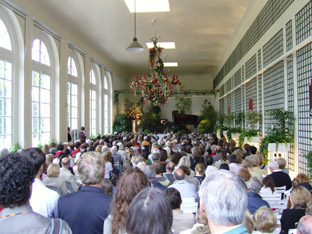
[[180, 197, 198, 214]]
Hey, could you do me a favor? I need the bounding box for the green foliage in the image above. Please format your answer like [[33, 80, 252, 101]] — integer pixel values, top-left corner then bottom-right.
[[9, 143, 22, 153], [234, 112, 245, 127], [246, 111, 262, 129], [175, 97, 191, 114], [226, 127, 243, 141], [140, 107, 161, 133], [239, 129, 259, 148], [113, 114, 132, 133], [49, 139, 57, 144], [305, 150, 312, 178], [199, 100, 218, 133], [198, 119, 211, 133], [260, 109, 295, 158], [37, 142, 42, 150], [224, 113, 235, 126]]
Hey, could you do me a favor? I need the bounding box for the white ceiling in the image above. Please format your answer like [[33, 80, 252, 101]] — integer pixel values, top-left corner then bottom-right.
[[35, 0, 251, 77]]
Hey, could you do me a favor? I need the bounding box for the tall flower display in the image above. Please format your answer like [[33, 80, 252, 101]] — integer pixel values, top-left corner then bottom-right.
[[130, 38, 183, 107]]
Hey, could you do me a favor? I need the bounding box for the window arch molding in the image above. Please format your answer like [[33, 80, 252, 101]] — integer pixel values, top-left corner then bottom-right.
[[0, 5, 24, 148]]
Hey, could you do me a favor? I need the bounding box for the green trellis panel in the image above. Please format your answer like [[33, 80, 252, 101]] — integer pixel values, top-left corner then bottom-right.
[[287, 55, 295, 171], [295, 1, 312, 45], [263, 61, 285, 135], [296, 42, 312, 174]]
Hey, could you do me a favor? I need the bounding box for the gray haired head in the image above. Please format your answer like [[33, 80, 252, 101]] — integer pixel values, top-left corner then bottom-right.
[[200, 170, 247, 226], [144, 165, 156, 180], [248, 177, 262, 193]]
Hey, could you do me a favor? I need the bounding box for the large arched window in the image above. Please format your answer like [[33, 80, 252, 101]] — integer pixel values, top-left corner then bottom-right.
[[31, 38, 52, 146], [89, 67, 97, 136], [67, 56, 79, 131], [103, 74, 111, 134], [0, 19, 13, 149]]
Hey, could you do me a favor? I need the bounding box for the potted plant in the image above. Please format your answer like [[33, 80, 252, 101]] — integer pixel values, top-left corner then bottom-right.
[[239, 129, 260, 148], [246, 111, 262, 130], [304, 150, 312, 178], [199, 99, 218, 133], [234, 112, 245, 128], [260, 109, 295, 160]]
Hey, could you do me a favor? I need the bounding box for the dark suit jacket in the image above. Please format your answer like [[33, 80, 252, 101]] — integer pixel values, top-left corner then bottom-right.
[[270, 171, 292, 190], [57, 186, 112, 234]]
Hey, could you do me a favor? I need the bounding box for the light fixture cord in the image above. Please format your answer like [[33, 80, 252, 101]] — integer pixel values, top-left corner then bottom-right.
[[134, 0, 137, 38]]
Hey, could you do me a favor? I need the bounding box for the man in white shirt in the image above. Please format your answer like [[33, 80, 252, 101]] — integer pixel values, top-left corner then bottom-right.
[[20, 148, 59, 218], [168, 168, 198, 202], [60, 157, 78, 192]]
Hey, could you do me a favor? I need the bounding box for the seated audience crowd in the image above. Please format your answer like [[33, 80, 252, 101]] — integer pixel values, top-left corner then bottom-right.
[[0, 131, 312, 234]]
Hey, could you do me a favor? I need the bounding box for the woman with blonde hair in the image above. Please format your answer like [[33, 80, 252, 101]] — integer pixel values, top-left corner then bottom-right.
[[43, 163, 68, 195], [280, 186, 312, 234], [292, 173, 312, 193], [252, 206, 278, 234]]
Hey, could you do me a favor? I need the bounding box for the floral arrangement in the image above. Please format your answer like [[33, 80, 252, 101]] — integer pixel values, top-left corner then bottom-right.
[[126, 100, 142, 119], [130, 38, 184, 106]]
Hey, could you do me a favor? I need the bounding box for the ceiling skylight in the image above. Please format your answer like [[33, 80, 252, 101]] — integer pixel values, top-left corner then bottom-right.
[[146, 42, 175, 49], [124, 0, 170, 13], [164, 62, 178, 67]]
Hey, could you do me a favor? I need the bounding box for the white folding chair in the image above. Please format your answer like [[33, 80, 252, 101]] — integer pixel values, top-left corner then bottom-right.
[[180, 197, 198, 215]]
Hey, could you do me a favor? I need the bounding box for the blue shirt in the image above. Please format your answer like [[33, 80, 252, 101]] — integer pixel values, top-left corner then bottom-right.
[[247, 192, 270, 214]]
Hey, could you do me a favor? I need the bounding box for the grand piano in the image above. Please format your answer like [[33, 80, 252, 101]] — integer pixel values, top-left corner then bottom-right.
[[172, 110, 198, 127]]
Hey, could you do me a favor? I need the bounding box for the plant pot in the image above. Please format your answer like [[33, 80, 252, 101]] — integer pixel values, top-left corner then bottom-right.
[[268, 143, 290, 152]]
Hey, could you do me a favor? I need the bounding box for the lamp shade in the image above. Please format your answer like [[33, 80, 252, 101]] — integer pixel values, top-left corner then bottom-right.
[[127, 37, 144, 52]]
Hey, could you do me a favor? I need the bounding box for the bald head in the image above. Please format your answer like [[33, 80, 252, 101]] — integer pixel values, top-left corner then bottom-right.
[[61, 157, 70, 168], [174, 168, 185, 181], [297, 215, 312, 234]]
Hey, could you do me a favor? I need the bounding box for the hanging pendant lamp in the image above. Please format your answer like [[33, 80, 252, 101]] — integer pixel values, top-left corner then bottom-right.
[[127, 0, 144, 52]]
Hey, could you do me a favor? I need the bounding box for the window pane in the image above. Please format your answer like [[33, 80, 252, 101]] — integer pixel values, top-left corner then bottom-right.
[[4, 117, 11, 134], [32, 71, 39, 86], [32, 87, 39, 102], [40, 104, 50, 117], [0, 19, 12, 51], [33, 103, 39, 117], [32, 39, 40, 62], [32, 133, 39, 147], [40, 41, 50, 66], [0, 80, 3, 97], [32, 118, 39, 133], [4, 99, 11, 117], [72, 84, 78, 95], [41, 117, 50, 132], [41, 89, 50, 104], [72, 119, 77, 129], [41, 74, 50, 89], [104, 77, 108, 89], [4, 62, 12, 81], [4, 80, 11, 97], [72, 107, 77, 118]]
